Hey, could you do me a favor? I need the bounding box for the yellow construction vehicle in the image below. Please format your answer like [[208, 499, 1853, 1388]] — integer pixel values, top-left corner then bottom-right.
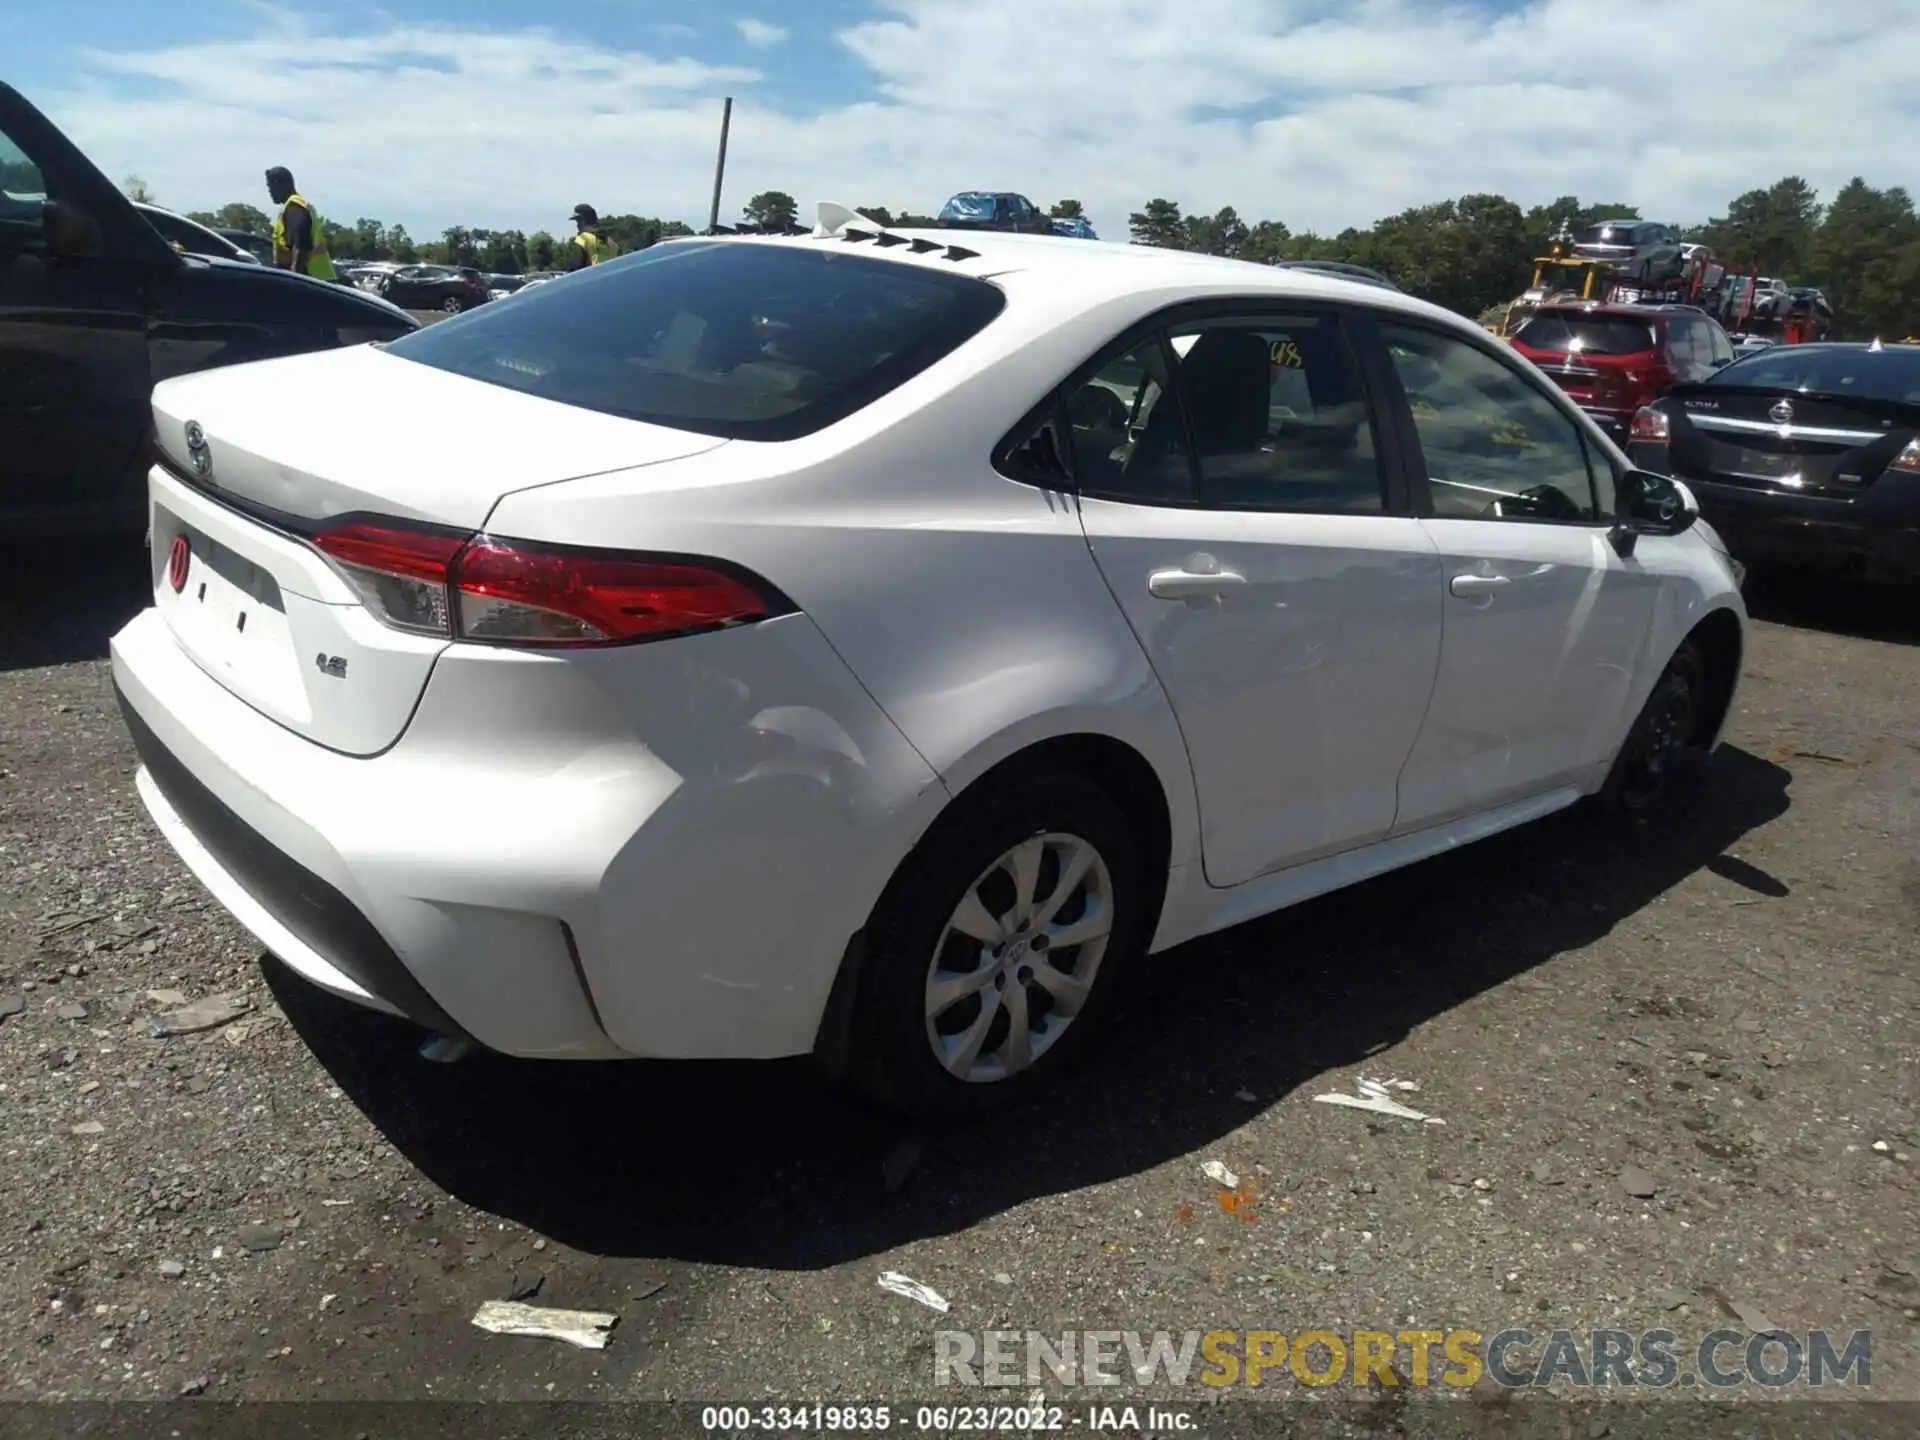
[[1494, 229, 1619, 338]]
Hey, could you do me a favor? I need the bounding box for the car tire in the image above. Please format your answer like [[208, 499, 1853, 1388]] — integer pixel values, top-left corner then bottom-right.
[[1596, 641, 1704, 815], [441, 296, 466, 314], [849, 770, 1147, 1120]]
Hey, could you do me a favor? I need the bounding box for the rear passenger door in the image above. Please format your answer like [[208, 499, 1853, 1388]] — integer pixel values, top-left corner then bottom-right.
[[1366, 318, 1661, 830], [1067, 305, 1445, 888]]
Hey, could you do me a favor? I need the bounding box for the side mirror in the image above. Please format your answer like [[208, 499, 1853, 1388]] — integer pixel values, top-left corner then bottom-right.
[[42, 199, 104, 259], [1610, 469, 1698, 557]]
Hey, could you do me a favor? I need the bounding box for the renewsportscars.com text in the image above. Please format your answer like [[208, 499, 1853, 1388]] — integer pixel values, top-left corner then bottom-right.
[[934, 1327, 1872, 1390]]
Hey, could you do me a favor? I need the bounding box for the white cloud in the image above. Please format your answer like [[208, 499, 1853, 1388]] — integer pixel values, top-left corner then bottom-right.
[[28, 0, 1920, 245], [735, 18, 789, 48]]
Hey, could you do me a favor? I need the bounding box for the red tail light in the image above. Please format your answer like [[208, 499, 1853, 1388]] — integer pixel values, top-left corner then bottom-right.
[[313, 522, 787, 647], [1629, 406, 1671, 444], [314, 523, 464, 636]]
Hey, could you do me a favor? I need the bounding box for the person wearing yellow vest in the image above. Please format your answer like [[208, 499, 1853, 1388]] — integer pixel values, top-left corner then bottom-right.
[[566, 203, 605, 271], [266, 166, 338, 281]]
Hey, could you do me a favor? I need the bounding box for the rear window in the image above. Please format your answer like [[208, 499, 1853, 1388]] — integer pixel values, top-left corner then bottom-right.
[[1513, 314, 1657, 357], [1710, 347, 1920, 404], [384, 241, 1007, 441], [940, 194, 998, 220], [1575, 223, 1637, 245]]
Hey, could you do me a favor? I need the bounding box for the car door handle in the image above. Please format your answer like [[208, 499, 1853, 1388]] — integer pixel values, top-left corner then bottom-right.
[[1148, 567, 1247, 600], [1449, 574, 1511, 598]]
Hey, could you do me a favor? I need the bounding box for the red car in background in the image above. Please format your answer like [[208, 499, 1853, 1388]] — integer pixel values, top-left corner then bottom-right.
[[1509, 301, 1738, 441]]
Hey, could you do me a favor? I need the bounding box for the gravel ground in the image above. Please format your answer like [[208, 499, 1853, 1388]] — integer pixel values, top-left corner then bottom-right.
[[0, 539, 1915, 1417]]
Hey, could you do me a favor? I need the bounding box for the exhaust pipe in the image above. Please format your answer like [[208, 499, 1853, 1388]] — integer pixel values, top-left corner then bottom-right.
[[419, 1033, 475, 1064]]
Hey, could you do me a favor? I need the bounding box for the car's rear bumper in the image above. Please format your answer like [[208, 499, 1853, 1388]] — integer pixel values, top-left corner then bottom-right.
[[1706, 515, 1920, 582], [1579, 405, 1634, 440], [110, 605, 948, 1060], [1649, 469, 1920, 583]]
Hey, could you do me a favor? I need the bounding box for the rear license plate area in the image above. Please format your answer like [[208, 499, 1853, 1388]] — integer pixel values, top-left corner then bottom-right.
[[159, 511, 285, 617], [152, 506, 303, 705], [1734, 448, 1802, 481]]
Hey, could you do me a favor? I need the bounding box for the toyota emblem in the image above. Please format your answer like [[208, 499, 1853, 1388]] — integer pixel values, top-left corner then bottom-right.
[[1769, 399, 1794, 425], [167, 534, 191, 593], [184, 420, 212, 480]]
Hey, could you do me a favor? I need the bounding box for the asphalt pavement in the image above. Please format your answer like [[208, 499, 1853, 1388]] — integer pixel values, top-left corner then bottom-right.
[[0, 538, 1915, 1421]]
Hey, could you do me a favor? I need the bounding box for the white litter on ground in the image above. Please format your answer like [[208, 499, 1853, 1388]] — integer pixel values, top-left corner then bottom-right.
[[470, 1300, 618, 1350], [1200, 1160, 1241, 1189], [1312, 1076, 1446, 1125], [877, 1271, 950, 1313]]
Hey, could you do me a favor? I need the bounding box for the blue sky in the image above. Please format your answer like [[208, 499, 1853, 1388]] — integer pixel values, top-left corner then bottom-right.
[[7, 0, 1915, 241]]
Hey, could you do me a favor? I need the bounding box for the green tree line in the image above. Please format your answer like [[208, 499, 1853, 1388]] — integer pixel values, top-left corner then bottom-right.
[[165, 174, 1920, 338]]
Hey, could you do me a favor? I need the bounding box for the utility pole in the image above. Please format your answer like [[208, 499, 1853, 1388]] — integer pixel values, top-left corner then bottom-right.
[[707, 97, 733, 234]]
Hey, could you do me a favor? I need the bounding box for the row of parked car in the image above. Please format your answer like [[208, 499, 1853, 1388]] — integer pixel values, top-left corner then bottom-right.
[[1505, 296, 1920, 583], [101, 198, 555, 317], [333, 261, 560, 313]]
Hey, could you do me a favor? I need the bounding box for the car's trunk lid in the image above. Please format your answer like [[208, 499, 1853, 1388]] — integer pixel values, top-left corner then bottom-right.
[[147, 345, 727, 755], [151, 343, 726, 528], [1667, 385, 1917, 498], [1525, 348, 1657, 414]]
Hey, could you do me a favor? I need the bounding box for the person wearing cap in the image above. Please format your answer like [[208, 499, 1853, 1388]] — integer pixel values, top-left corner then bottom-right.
[[565, 203, 605, 271], [265, 167, 337, 281]]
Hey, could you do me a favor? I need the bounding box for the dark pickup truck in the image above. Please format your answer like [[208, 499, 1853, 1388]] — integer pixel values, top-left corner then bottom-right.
[[1, 82, 418, 538]]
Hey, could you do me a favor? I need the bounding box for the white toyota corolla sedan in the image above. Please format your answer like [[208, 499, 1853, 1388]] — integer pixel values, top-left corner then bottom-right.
[[111, 206, 1747, 1118]]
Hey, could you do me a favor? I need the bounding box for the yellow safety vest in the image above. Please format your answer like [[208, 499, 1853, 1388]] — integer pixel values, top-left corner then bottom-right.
[[272, 195, 338, 281], [573, 230, 603, 265]]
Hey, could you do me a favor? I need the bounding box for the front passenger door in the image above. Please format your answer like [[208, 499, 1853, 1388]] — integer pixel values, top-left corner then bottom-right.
[[1374, 320, 1661, 831]]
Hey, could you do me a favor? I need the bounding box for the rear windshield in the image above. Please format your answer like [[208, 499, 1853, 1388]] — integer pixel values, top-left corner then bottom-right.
[[940, 194, 998, 219], [1575, 223, 1637, 245], [1513, 314, 1656, 356], [1711, 347, 1920, 404], [383, 241, 1007, 441]]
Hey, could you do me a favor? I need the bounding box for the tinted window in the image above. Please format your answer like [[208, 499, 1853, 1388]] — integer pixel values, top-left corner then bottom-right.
[[1064, 340, 1191, 503], [141, 208, 222, 256], [1576, 223, 1636, 245], [1710, 346, 1920, 404], [1383, 322, 1599, 523], [1704, 321, 1735, 367], [0, 127, 48, 252], [1664, 319, 1701, 370], [1513, 313, 1657, 356], [386, 241, 1007, 441], [1164, 317, 1383, 513]]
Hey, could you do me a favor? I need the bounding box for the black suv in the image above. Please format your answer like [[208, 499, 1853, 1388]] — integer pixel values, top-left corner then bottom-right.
[[0, 82, 418, 538]]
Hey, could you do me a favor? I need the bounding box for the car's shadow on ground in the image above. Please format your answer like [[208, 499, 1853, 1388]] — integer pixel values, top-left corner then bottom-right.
[[0, 537, 150, 673], [1740, 569, 1920, 646], [271, 744, 1792, 1271]]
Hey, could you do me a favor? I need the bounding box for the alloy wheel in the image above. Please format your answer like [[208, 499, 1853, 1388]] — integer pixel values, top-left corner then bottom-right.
[[923, 832, 1115, 1084]]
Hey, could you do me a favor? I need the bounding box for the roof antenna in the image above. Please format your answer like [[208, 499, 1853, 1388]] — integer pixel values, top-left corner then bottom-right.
[[814, 200, 878, 239]]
